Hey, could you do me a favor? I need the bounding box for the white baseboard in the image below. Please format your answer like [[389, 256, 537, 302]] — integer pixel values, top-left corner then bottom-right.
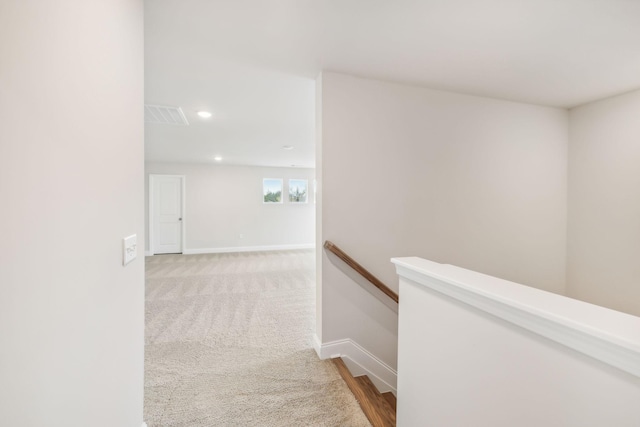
[[314, 334, 397, 395], [183, 243, 314, 255], [313, 334, 323, 358], [141, 423, 148, 427]]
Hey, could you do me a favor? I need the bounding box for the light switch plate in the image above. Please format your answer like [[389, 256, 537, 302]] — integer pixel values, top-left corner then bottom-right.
[[123, 234, 137, 266]]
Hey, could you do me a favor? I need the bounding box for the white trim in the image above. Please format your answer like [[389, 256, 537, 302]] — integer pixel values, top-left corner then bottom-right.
[[141, 423, 148, 427], [181, 176, 186, 252], [149, 174, 186, 255], [148, 175, 154, 256], [314, 335, 397, 395], [313, 334, 322, 358], [183, 243, 314, 255], [392, 257, 640, 378]]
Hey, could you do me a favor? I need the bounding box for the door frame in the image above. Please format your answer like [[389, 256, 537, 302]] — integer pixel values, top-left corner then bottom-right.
[[148, 174, 186, 256]]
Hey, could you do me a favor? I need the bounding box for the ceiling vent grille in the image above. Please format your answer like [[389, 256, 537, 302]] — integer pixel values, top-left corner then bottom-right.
[[144, 104, 189, 126]]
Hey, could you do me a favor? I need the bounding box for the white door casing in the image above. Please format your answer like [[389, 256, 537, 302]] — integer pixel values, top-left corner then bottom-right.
[[150, 175, 184, 254]]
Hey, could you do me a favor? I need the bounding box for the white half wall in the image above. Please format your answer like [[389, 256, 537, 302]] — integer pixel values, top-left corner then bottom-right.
[[145, 163, 315, 253], [317, 72, 569, 370], [0, 1, 144, 426], [393, 257, 640, 427], [567, 89, 640, 317]]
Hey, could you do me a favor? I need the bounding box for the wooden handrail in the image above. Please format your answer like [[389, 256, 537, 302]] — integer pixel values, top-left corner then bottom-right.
[[324, 240, 399, 303]]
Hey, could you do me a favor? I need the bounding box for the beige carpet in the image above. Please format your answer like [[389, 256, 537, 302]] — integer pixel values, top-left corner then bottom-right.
[[144, 250, 371, 426]]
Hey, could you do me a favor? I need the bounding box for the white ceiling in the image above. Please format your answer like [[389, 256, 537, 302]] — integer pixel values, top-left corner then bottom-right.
[[145, 0, 640, 167]]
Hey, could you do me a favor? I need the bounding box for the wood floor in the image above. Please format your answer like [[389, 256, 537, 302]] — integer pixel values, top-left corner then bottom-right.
[[333, 358, 397, 427]]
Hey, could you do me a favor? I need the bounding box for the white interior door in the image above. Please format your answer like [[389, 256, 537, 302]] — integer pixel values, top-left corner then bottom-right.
[[152, 175, 183, 254]]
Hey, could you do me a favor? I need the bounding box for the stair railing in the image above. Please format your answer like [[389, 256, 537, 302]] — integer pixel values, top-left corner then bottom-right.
[[323, 240, 399, 303]]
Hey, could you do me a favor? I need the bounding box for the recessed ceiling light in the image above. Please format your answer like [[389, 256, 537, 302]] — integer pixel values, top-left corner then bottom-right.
[[197, 111, 212, 118], [282, 145, 294, 150], [214, 156, 222, 161]]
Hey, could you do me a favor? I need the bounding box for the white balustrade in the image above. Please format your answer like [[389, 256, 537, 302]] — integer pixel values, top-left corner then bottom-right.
[[392, 257, 640, 427]]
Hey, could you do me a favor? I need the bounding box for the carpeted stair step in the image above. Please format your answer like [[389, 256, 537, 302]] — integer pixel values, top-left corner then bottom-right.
[[332, 357, 396, 427]]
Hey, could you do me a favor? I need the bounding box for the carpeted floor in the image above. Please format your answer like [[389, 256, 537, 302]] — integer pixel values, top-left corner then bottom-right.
[[144, 249, 371, 426]]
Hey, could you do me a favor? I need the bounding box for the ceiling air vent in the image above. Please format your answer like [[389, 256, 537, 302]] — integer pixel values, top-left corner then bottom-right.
[[144, 104, 189, 126]]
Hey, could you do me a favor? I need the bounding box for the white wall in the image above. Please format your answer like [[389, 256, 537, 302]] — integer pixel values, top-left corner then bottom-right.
[[567, 89, 640, 317], [145, 163, 315, 253], [317, 72, 568, 369], [0, 1, 144, 427], [315, 75, 325, 341], [394, 257, 640, 427]]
